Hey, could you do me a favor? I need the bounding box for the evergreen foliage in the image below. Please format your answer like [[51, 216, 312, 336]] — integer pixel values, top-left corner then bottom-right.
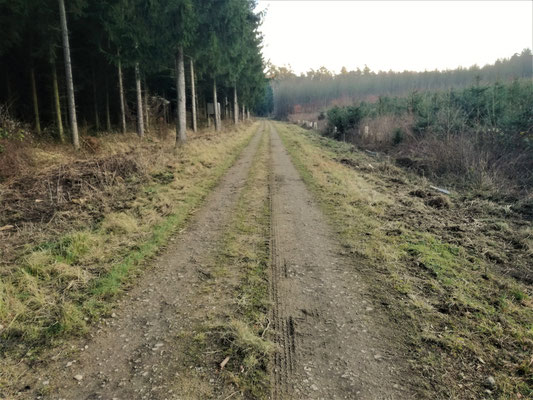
[[0, 0, 267, 146], [271, 49, 533, 119], [326, 80, 533, 145]]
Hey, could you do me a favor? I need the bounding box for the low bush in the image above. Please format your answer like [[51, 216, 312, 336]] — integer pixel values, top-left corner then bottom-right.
[[325, 80, 533, 194]]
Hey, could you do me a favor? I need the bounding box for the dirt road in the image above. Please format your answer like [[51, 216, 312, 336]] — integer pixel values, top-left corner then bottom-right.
[[268, 123, 412, 399], [24, 121, 414, 399]]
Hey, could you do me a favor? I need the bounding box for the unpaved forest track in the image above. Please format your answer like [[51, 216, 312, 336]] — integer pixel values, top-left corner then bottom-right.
[[268, 122, 413, 399], [19, 121, 417, 399], [24, 123, 266, 399]]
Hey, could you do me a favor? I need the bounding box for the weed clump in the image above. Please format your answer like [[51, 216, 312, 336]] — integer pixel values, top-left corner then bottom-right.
[[101, 212, 139, 234], [426, 195, 451, 209]]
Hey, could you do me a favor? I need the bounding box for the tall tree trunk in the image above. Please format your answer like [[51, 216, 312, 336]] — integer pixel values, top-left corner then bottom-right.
[[143, 77, 149, 132], [92, 67, 100, 131], [242, 104, 245, 122], [105, 76, 111, 131], [51, 61, 65, 143], [213, 78, 220, 132], [30, 67, 41, 134], [135, 62, 144, 137], [59, 0, 79, 149], [175, 47, 186, 145], [233, 86, 238, 125], [247, 108, 250, 120], [223, 96, 228, 120], [190, 58, 197, 132], [206, 99, 210, 128], [117, 56, 126, 133]]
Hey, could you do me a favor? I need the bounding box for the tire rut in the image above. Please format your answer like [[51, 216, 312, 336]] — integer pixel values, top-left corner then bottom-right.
[[269, 131, 296, 400], [268, 121, 414, 400]]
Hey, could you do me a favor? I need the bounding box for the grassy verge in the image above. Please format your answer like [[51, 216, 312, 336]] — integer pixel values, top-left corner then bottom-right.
[[275, 122, 532, 399], [169, 128, 273, 399], [0, 123, 258, 389]]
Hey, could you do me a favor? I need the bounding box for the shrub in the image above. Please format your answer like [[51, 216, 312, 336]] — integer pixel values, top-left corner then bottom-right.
[[393, 128, 405, 145]]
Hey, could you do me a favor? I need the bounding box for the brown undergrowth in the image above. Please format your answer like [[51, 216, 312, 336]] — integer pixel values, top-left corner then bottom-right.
[[277, 122, 532, 399]]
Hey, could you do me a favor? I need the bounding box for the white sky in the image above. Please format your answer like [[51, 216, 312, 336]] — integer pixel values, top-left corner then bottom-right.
[[256, 1, 533, 74]]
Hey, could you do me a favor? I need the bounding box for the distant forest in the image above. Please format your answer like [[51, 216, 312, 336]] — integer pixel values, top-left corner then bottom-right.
[[271, 49, 533, 119]]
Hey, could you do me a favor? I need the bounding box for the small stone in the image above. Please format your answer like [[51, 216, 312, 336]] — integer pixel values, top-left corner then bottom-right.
[[111, 313, 117, 318], [73, 375, 83, 381], [365, 306, 374, 312], [485, 376, 496, 388], [374, 354, 382, 360], [310, 384, 319, 391], [42, 380, 50, 386], [66, 361, 74, 367]]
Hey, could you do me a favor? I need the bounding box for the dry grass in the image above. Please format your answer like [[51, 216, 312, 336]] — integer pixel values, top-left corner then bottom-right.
[[277, 122, 533, 399], [165, 129, 273, 399], [358, 114, 415, 149], [0, 122, 259, 392], [341, 115, 533, 198]]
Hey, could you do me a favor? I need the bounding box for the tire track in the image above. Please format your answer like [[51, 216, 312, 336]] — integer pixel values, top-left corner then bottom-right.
[[269, 123, 296, 400], [267, 121, 412, 399]]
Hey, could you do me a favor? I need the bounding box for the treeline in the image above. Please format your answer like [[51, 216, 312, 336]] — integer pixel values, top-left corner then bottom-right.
[[0, 0, 272, 149], [324, 79, 533, 192], [271, 49, 533, 119]]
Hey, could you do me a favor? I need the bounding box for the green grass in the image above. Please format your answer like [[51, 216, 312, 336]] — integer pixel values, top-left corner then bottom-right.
[[167, 128, 273, 399], [0, 124, 259, 386], [206, 129, 273, 398], [275, 122, 533, 399]]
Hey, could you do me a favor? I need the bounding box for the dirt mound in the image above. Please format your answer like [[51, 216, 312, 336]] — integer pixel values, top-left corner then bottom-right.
[[425, 195, 451, 209], [1, 153, 144, 226]]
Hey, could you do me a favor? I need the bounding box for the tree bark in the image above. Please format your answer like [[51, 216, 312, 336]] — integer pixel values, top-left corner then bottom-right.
[[135, 62, 144, 137], [92, 66, 100, 131], [117, 56, 126, 133], [190, 58, 197, 132], [224, 96, 228, 120], [233, 86, 238, 125], [58, 0, 79, 149], [105, 75, 111, 131], [242, 104, 245, 122], [175, 46, 186, 145], [30, 67, 41, 134], [51, 61, 65, 143], [143, 77, 149, 132], [213, 78, 220, 132], [206, 99, 210, 128]]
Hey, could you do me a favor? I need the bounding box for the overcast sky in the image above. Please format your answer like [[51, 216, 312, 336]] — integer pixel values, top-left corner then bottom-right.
[[256, 1, 533, 74]]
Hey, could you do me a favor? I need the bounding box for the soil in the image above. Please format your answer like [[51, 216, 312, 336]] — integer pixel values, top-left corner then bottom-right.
[[268, 123, 414, 399], [19, 125, 265, 399], [16, 121, 417, 399]]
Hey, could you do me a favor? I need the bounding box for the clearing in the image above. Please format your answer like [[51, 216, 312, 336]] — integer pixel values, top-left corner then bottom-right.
[[1, 121, 531, 399]]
